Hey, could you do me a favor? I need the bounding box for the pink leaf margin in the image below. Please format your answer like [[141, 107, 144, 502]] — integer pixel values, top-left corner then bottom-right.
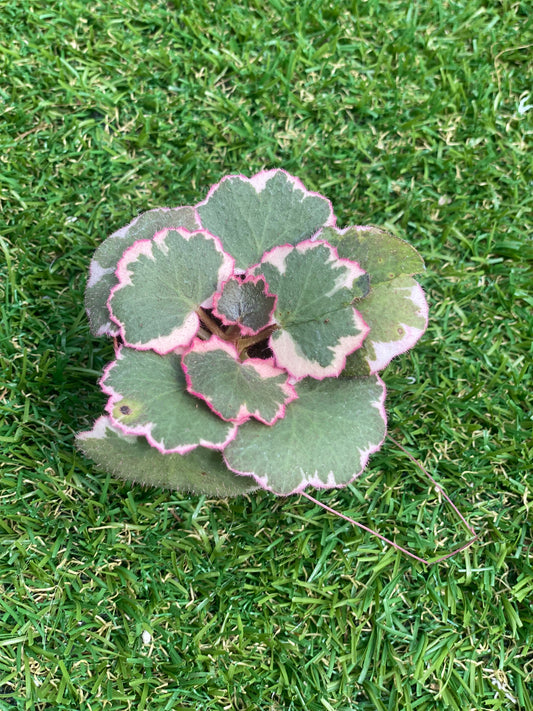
[[365, 282, 429, 374], [249, 238, 366, 290], [99, 346, 237, 455], [212, 275, 277, 337], [76, 414, 133, 442], [269, 307, 369, 380], [248, 240, 370, 380], [195, 168, 337, 229], [224, 375, 388, 496], [182, 336, 298, 426], [107, 227, 235, 356], [87, 207, 202, 338]]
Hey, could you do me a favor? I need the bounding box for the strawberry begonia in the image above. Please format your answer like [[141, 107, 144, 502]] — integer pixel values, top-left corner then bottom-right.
[[78, 169, 428, 497]]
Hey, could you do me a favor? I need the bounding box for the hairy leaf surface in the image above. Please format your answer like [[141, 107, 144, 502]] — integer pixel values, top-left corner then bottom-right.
[[196, 169, 334, 270], [77, 417, 257, 496], [85, 207, 200, 337], [321, 225, 425, 283], [252, 241, 369, 378], [101, 347, 236, 454], [321, 226, 428, 375], [342, 276, 429, 375], [213, 276, 276, 336], [182, 337, 296, 425], [223, 376, 387, 495], [108, 228, 234, 354]]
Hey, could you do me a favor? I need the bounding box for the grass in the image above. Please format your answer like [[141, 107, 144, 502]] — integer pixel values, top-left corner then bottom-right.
[[0, 0, 531, 708]]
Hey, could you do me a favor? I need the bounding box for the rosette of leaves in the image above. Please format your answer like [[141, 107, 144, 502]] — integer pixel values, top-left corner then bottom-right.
[[78, 170, 428, 497]]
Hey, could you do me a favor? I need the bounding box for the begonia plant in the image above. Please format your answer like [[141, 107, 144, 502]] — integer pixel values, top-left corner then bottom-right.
[[77, 169, 430, 501]]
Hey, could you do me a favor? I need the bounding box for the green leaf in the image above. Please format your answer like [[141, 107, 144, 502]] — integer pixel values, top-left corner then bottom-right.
[[253, 240, 369, 379], [77, 417, 257, 497], [108, 228, 234, 354], [320, 225, 425, 284], [342, 276, 429, 376], [196, 169, 334, 270], [223, 375, 387, 495], [101, 347, 236, 454], [182, 337, 297, 425], [85, 207, 200, 337], [213, 276, 276, 336]]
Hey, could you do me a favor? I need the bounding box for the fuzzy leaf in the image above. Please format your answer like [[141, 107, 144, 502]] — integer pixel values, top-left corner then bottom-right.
[[196, 169, 334, 270], [85, 207, 200, 337], [213, 276, 276, 336], [108, 228, 234, 354], [252, 241, 369, 379], [223, 375, 387, 495], [101, 347, 236, 454], [320, 225, 425, 283], [77, 417, 257, 497], [182, 337, 296, 425], [320, 226, 427, 375], [342, 276, 429, 376]]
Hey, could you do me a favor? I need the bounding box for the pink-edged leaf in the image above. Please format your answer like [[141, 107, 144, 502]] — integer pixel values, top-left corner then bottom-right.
[[319, 225, 425, 283], [319, 226, 428, 375], [182, 337, 297, 425], [101, 346, 236, 454], [76, 416, 257, 496], [251, 240, 369, 379], [223, 375, 387, 495], [342, 277, 429, 376], [212, 275, 276, 336], [85, 207, 201, 337], [196, 169, 335, 270], [107, 228, 234, 354]]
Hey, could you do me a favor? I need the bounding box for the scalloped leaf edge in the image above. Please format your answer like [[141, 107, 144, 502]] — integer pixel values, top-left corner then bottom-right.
[[107, 227, 235, 355], [85, 207, 201, 337], [182, 336, 297, 425], [223, 375, 388, 496], [100, 346, 237, 455], [250, 239, 370, 379], [212, 275, 277, 337]]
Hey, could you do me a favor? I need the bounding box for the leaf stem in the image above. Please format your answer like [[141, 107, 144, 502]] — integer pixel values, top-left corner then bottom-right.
[[237, 324, 278, 357], [196, 307, 227, 340], [196, 327, 211, 340], [302, 438, 479, 566], [225, 325, 242, 341], [196, 307, 278, 356]]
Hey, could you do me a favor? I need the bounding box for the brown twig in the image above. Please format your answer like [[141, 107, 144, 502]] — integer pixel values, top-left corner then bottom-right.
[[196, 307, 227, 340], [237, 324, 278, 357]]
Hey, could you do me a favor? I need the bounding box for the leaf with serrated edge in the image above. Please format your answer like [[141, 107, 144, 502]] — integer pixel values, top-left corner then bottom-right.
[[108, 228, 234, 354], [213, 276, 276, 336], [223, 375, 387, 495], [196, 169, 335, 270], [320, 225, 425, 284], [182, 337, 296, 425], [251, 240, 369, 379], [85, 207, 200, 337], [77, 416, 257, 496], [342, 276, 429, 376], [101, 346, 236, 454]]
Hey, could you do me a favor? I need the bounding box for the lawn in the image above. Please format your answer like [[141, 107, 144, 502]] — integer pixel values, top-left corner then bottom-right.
[[0, 0, 531, 709]]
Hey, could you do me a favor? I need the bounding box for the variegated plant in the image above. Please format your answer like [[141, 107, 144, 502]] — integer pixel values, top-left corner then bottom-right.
[[77, 170, 428, 498]]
